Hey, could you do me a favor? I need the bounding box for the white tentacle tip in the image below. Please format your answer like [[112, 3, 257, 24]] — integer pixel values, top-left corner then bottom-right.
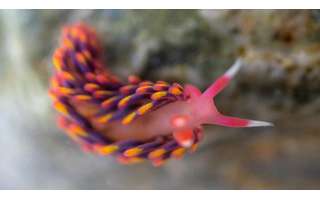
[[225, 58, 243, 78], [248, 120, 274, 127]]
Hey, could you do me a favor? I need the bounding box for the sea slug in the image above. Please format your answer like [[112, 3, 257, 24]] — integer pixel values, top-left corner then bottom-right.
[[49, 23, 273, 166]]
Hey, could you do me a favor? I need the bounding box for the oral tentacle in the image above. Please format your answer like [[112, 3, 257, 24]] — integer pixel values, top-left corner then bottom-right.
[[205, 114, 274, 128], [202, 59, 242, 98], [195, 58, 273, 128]]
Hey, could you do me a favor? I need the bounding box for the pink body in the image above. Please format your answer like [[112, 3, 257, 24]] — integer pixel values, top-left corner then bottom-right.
[[100, 100, 197, 141]]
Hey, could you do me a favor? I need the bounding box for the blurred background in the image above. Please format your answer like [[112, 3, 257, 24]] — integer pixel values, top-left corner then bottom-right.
[[1, 10, 320, 189]]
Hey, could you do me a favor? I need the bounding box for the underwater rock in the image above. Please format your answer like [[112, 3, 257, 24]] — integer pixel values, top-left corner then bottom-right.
[[1, 10, 320, 189]]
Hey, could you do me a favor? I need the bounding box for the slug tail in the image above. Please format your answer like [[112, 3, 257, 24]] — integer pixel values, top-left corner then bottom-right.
[[50, 23, 124, 140]]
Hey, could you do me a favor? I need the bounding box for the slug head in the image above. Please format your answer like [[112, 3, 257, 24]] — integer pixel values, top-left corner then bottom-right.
[[169, 59, 273, 148], [169, 84, 208, 148]]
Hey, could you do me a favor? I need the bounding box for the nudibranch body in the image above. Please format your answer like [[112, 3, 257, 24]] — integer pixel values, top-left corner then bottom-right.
[[49, 23, 273, 166]]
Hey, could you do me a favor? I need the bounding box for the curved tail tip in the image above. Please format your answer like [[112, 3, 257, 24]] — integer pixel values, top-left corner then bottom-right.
[[248, 120, 274, 127]]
